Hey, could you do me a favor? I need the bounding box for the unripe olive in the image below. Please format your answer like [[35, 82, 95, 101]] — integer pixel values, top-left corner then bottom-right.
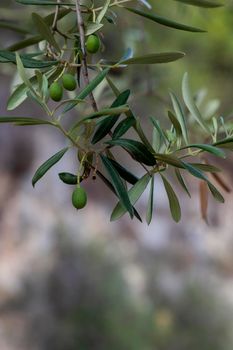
[[62, 73, 77, 91], [72, 186, 87, 209], [49, 82, 63, 102], [85, 34, 100, 54]]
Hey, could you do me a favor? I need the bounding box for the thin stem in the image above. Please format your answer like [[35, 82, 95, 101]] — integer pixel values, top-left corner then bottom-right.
[[52, 0, 61, 30], [94, 0, 134, 12], [75, 0, 98, 112]]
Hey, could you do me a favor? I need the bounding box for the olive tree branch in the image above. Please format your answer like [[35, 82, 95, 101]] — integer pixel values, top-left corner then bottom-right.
[[75, 0, 98, 112]]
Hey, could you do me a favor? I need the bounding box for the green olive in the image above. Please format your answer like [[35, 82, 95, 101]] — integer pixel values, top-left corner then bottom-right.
[[85, 34, 100, 54], [49, 82, 63, 102], [72, 186, 87, 209], [62, 73, 77, 91]]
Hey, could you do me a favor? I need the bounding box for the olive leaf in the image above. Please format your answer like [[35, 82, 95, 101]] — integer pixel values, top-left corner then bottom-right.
[[92, 89, 131, 144], [124, 7, 206, 32], [100, 155, 134, 218], [106, 138, 157, 166], [32, 147, 69, 187], [161, 174, 181, 222], [111, 173, 151, 221], [146, 176, 155, 225]]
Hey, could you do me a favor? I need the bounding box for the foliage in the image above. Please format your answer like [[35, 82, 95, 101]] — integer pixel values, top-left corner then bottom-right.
[[0, 0, 232, 223]]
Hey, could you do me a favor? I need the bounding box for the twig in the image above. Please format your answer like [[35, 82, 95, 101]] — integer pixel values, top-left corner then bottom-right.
[[52, 0, 61, 30], [75, 0, 98, 112]]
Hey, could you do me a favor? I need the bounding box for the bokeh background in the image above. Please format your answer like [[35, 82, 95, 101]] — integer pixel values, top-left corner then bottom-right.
[[0, 1, 233, 349]]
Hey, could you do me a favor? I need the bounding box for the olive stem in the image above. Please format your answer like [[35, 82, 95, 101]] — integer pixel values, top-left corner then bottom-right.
[[52, 0, 61, 31], [75, 0, 98, 113]]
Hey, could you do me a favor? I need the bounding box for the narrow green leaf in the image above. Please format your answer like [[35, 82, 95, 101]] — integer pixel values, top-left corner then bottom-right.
[[85, 22, 104, 36], [91, 90, 131, 144], [7, 35, 43, 52], [124, 7, 206, 32], [173, 0, 223, 8], [152, 124, 161, 152], [181, 161, 224, 202], [150, 117, 168, 146], [161, 174, 181, 222], [175, 168, 191, 197], [0, 116, 52, 125], [97, 0, 111, 23], [106, 158, 139, 185], [32, 13, 60, 52], [180, 143, 225, 158], [189, 163, 221, 173], [182, 72, 210, 132], [106, 138, 157, 166], [167, 110, 182, 138], [100, 155, 134, 218], [111, 173, 151, 221], [96, 169, 142, 222], [120, 52, 185, 65], [16, 53, 35, 92], [155, 153, 184, 168], [32, 147, 69, 187], [169, 92, 188, 144], [134, 117, 156, 154], [71, 105, 129, 132], [112, 116, 136, 139], [83, 105, 129, 121], [0, 50, 57, 68], [146, 176, 155, 225]]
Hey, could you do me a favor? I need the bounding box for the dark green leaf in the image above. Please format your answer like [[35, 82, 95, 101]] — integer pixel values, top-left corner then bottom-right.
[[0, 50, 57, 68], [100, 155, 134, 218], [106, 138, 157, 166], [59, 172, 77, 185], [91, 90, 131, 144], [124, 7, 206, 32], [155, 153, 184, 168], [167, 110, 182, 138], [111, 173, 151, 221], [95, 169, 142, 222], [32, 147, 69, 187], [112, 116, 136, 139], [106, 158, 139, 185], [146, 176, 155, 225], [120, 52, 185, 64], [161, 174, 181, 222]]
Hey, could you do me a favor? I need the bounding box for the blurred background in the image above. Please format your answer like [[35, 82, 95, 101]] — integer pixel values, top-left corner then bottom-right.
[[0, 1, 233, 349]]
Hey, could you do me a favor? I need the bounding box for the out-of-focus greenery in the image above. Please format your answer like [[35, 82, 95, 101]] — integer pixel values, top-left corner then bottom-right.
[[103, 1, 233, 115], [16, 235, 233, 350]]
